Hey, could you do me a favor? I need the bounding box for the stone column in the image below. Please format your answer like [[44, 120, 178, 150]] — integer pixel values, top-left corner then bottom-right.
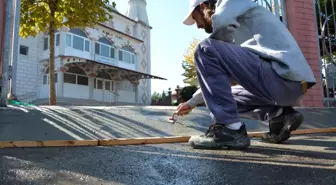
[[135, 84, 138, 105], [58, 66, 68, 97], [175, 85, 181, 104], [168, 88, 172, 105], [285, 0, 323, 107]]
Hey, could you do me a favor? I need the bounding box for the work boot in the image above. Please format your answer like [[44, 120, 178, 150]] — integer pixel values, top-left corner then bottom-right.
[[262, 107, 304, 143], [188, 123, 251, 149]]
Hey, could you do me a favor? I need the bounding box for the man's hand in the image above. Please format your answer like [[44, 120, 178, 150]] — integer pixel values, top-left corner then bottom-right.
[[175, 102, 194, 116]]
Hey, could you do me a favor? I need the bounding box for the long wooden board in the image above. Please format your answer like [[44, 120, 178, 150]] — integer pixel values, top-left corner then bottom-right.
[[0, 128, 335, 148]]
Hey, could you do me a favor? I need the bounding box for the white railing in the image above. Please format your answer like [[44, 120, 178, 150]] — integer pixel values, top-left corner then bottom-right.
[[95, 54, 117, 66], [109, 90, 119, 106]]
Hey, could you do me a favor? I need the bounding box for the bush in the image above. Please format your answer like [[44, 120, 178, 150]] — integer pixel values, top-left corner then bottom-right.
[[179, 85, 198, 102]]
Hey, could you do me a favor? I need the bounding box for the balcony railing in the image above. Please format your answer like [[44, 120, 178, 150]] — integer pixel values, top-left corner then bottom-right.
[[95, 54, 117, 66]]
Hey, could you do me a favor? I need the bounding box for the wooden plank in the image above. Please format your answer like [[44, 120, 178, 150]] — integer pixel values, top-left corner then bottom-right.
[[98, 136, 191, 146], [42, 140, 98, 147], [0, 128, 335, 148], [290, 127, 336, 135], [0, 140, 98, 148], [248, 127, 336, 138]]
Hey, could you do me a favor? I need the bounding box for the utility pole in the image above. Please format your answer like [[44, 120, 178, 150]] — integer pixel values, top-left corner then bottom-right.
[[0, 0, 14, 107], [9, 0, 21, 99]]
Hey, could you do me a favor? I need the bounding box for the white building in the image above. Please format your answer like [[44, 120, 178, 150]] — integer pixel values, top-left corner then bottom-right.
[[14, 0, 166, 105]]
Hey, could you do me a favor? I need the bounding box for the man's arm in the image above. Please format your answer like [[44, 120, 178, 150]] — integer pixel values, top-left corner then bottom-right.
[[187, 88, 205, 107], [210, 0, 258, 42]]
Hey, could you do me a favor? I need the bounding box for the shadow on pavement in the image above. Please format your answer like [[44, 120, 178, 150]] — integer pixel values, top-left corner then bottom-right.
[[0, 106, 336, 142], [0, 106, 174, 141]]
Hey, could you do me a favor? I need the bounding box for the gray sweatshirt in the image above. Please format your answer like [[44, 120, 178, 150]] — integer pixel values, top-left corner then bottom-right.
[[187, 0, 316, 107]]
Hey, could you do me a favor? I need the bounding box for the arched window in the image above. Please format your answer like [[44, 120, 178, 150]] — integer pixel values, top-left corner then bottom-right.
[[65, 28, 90, 52], [119, 45, 136, 64], [63, 66, 89, 86], [42, 67, 58, 85], [94, 71, 115, 91], [95, 37, 115, 59]]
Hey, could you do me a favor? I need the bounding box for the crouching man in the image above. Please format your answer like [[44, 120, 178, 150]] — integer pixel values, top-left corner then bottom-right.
[[176, 0, 316, 149]]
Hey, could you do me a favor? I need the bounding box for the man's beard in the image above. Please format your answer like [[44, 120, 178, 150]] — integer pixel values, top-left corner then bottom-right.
[[202, 10, 214, 33], [204, 23, 213, 33]]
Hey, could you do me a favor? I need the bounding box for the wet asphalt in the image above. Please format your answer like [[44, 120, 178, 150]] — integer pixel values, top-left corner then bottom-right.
[[0, 133, 335, 185]]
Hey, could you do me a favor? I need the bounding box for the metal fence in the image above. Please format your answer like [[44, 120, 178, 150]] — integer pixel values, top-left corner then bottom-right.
[[315, 0, 336, 107], [254, 0, 287, 27]]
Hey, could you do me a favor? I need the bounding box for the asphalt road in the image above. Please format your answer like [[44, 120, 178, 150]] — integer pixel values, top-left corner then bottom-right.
[[0, 133, 335, 185]]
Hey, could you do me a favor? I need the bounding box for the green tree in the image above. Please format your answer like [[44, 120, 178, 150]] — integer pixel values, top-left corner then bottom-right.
[[161, 90, 167, 99], [181, 39, 199, 87], [151, 91, 161, 102], [19, 0, 116, 105]]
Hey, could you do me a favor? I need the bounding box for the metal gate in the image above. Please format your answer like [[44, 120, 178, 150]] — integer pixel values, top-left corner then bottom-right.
[[254, 0, 287, 26], [315, 0, 336, 107]]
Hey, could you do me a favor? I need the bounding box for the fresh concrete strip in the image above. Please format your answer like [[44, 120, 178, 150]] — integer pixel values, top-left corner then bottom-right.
[[0, 128, 335, 148]]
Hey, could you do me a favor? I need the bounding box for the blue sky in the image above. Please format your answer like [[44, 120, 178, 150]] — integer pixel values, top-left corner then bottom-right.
[[114, 0, 208, 94]]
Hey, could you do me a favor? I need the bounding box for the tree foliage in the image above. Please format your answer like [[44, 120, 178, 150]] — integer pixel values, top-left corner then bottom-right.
[[181, 39, 199, 87], [151, 91, 162, 102], [19, 0, 116, 105], [20, 0, 116, 37], [179, 85, 198, 102]]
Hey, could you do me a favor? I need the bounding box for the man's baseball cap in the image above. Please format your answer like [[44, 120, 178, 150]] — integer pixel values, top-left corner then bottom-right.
[[183, 0, 208, 25]]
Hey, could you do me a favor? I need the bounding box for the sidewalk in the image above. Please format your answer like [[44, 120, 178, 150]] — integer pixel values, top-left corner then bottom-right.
[[0, 105, 335, 141]]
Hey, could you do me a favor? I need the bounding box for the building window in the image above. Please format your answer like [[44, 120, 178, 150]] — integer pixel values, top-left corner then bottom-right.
[[19, 45, 29, 55], [56, 34, 60, 46], [42, 73, 58, 85], [42, 68, 58, 85], [95, 37, 115, 58], [63, 66, 89, 86], [94, 78, 115, 91], [44, 37, 48, 50], [64, 73, 89, 86], [94, 79, 103, 89], [73, 35, 84, 50], [119, 46, 135, 64], [105, 81, 111, 91], [77, 75, 89, 85], [43, 33, 61, 50], [65, 28, 90, 52], [64, 73, 77, 84], [66, 34, 72, 47], [66, 34, 90, 52]]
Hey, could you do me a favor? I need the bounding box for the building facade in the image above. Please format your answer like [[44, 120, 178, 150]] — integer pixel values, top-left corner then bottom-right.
[[14, 0, 165, 105]]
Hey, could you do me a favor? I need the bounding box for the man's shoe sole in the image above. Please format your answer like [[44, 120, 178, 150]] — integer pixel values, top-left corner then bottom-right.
[[262, 111, 304, 143], [189, 137, 251, 150]]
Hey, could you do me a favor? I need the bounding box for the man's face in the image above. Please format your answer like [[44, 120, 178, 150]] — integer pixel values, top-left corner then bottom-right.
[[191, 3, 214, 33]]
